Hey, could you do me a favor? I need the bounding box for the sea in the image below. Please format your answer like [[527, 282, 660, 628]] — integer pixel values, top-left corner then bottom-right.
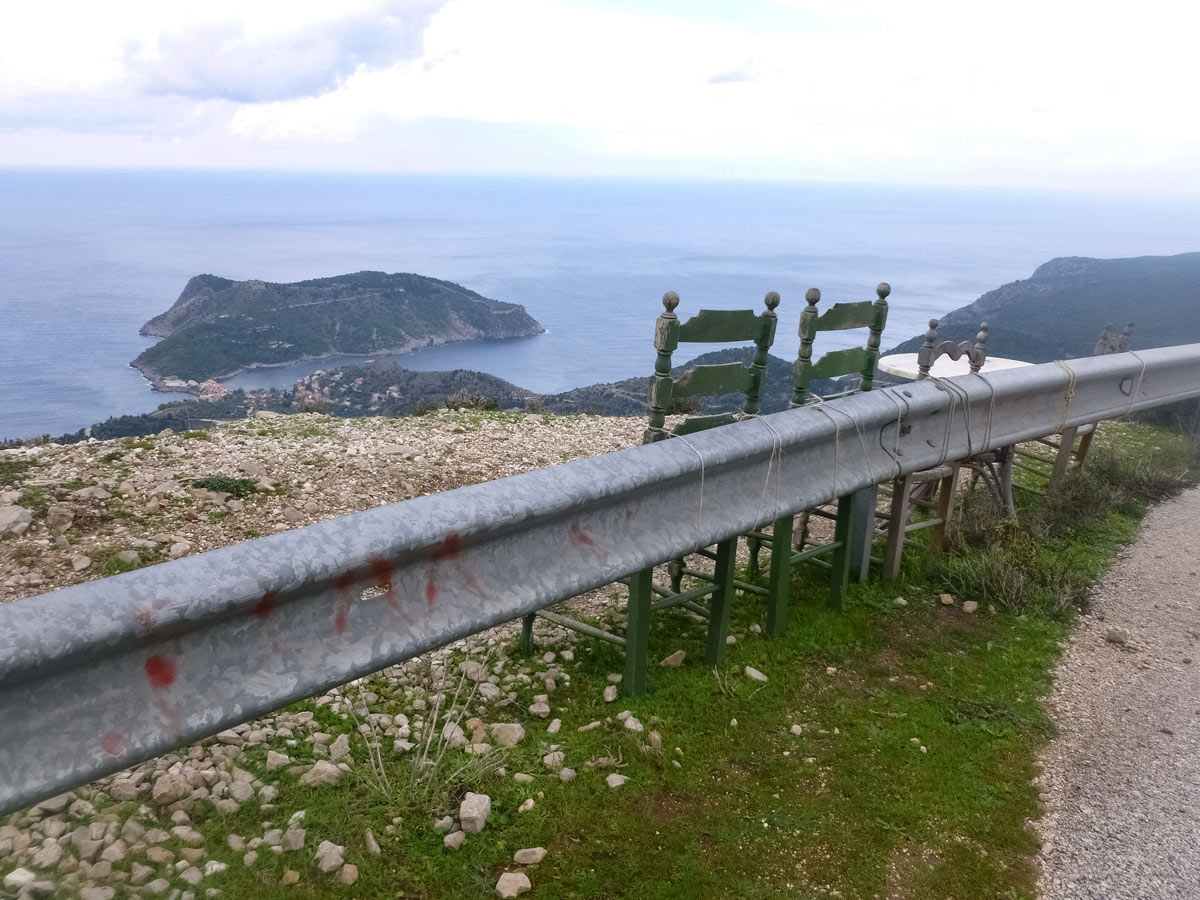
[[3, 169, 1199, 441]]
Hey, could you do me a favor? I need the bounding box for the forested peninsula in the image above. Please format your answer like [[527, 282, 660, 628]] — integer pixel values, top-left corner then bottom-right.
[[132, 271, 544, 390]]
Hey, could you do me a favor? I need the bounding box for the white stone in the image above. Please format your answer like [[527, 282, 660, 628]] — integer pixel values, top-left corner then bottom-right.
[[962, 600, 979, 614], [744, 666, 768, 683], [603, 685, 618, 703], [606, 773, 628, 790], [790, 724, 803, 736], [443, 830, 466, 851], [459, 792, 492, 833], [298, 760, 342, 787], [546, 718, 561, 735], [281, 828, 306, 852], [329, 734, 351, 761], [513, 846, 547, 865], [518, 798, 534, 813], [528, 701, 551, 718], [660, 650, 686, 667], [266, 750, 290, 770], [559, 767, 577, 782], [314, 840, 344, 873], [623, 717, 644, 733], [3, 867, 35, 889], [542, 751, 565, 771], [151, 773, 190, 806], [490, 723, 526, 747], [496, 871, 532, 898], [0, 506, 32, 535]]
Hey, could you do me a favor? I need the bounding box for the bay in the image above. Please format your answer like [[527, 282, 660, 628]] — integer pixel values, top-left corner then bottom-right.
[[2, 169, 1198, 440]]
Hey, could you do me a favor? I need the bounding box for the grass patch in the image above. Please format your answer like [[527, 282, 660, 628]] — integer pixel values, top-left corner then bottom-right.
[[17, 485, 48, 515], [192, 476, 257, 498], [181, 429, 214, 441], [0, 457, 33, 487]]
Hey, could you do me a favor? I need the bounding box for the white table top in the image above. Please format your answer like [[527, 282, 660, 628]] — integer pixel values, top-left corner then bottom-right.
[[877, 353, 1032, 380]]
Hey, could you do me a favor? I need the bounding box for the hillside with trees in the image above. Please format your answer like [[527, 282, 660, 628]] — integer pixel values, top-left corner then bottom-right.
[[885, 252, 1200, 361]]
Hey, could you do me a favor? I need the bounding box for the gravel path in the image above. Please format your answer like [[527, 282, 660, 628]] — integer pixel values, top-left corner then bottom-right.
[[1038, 485, 1200, 899]]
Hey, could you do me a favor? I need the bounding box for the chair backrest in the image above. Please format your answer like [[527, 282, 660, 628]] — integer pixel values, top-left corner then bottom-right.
[[791, 282, 890, 407], [915, 318, 989, 380], [1094, 322, 1134, 355], [644, 291, 780, 444]]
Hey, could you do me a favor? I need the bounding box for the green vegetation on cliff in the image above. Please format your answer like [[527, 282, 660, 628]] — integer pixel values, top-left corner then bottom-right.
[[886, 252, 1200, 361]]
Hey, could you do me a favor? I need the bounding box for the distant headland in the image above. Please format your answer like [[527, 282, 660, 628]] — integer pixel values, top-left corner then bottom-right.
[[131, 271, 545, 393]]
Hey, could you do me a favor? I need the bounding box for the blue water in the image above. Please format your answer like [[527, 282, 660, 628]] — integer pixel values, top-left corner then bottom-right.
[[2, 170, 1199, 440]]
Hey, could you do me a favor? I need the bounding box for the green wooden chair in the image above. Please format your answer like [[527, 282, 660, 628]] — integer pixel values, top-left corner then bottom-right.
[[520, 289, 781, 695], [1012, 322, 1133, 494], [745, 283, 890, 625]]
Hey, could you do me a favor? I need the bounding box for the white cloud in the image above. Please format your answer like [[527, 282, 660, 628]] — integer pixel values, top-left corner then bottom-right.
[[1, 0, 1199, 190]]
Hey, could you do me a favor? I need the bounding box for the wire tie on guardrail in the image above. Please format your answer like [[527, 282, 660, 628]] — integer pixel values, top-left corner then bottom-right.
[[1054, 359, 1079, 435], [743, 415, 785, 522], [805, 396, 844, 506], [1122, 351, 1149, 418], [671, 433, 708, 532]]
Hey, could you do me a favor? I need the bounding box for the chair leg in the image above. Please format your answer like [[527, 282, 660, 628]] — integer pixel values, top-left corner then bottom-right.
[[828, 494, 853, 609], [931, 465, 960, 552], [623, 568, 653, 696], [746, 534, 762, 577], [765, 514, 793, 637], [883, 475, 914, 582], [998, 447, 1017, 517], [1074, 427, 1097, 471], [704, 538, 736, 665], [519, 613, 536, 653], [668, 558, 684, 593], [1050, 426, 1078, 488]]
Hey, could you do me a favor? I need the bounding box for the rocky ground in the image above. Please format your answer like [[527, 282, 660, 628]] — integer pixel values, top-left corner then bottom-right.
[[0, 409, 651, 899], [1036, 485, 1200, 899]]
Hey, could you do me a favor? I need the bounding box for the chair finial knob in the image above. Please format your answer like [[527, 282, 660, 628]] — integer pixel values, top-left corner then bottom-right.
[[662, 291, 680, 312], [876, 282, 891, 300], [805, 288, 821, 306], [763, 291, 780, 311]]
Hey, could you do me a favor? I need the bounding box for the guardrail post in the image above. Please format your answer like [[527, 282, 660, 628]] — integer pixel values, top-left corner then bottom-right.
[[704, 539, 736, 664], [846, 486, 876, 582], [829, 495, 853, 608], [765, 514, 794, 636], [623, 570, 653, 696]]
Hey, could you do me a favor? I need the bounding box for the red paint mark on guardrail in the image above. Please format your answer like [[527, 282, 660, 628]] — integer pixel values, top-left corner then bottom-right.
[[145, 655, 176, 689], [433, 533, 462, 561], [568, 520, 594, 547], [254, 592, 278, 619], [425, 581, 438, 608], [100, 731, 126, 757]]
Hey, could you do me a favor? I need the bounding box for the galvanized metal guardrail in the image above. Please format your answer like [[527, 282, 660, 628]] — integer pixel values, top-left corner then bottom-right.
[[3, 345, 1200, 815]]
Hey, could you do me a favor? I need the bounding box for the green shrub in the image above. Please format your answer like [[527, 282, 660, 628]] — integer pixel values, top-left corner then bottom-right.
[[192, 476, 257, 498], [446, 390, 499, 411]]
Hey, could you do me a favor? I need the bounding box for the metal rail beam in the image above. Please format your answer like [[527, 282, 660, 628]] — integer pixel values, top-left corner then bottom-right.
[[2, 345, 1199, 815]]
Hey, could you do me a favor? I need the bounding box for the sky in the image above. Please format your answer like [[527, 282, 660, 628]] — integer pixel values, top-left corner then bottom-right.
[[1, 0, 1198, 192]]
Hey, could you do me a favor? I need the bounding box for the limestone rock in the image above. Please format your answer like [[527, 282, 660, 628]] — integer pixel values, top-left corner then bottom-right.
[[660, 650, 686, 667], [151, 774, 190, 807], [314, 840, 344, 873], [744, 666, 768, 683], [299, 760, 343, 787], [339, 863, 359, 884], [0, 506, 32, 535], [606, 773, 628, 789], [459, 792, 491, 833], [513, 847, 547, 865], [490, 723, 526, 748], [496, 871, 532, 898], [444, 830, 466, 850]]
